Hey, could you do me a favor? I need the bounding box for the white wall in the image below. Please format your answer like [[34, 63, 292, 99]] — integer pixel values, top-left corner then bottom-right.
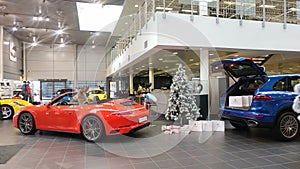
[[107, 17, 158, 76], [26, 44, 106, 81], [156, 12, 300, 51]]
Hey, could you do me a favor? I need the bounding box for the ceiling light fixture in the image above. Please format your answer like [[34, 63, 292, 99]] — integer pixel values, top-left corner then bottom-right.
[[12, 26, 18, 31], [3, 41, 10, 45], [156, 7, 173, 11], [134, 4, 138, 8], [259, 5, 276, 9], [289, 8, 300, 12], [32, 42, 38, 46], [56, 29, 63, 35], [59, 43, 65, 48]]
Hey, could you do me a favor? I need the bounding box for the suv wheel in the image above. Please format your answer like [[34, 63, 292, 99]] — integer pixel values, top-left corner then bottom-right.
[[230, 121, 248, 130], [275, 112, 299, 141]]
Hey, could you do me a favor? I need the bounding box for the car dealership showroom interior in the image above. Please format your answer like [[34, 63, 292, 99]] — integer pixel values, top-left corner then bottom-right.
[[1, 0, 300, 169]]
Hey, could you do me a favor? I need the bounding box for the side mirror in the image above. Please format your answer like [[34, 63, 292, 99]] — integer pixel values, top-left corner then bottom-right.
[[45, 102, 51, 108]]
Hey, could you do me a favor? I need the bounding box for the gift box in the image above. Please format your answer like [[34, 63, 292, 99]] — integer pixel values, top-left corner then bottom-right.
[[229, 96, 243, 108], [190, 121, 202, 131], [212, 120, 225, 131], [202, 121, 213, 131], [242, 95, 253, 107]]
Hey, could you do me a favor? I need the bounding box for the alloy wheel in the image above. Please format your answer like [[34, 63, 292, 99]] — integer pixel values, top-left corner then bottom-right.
[[82, 116, 103, 141], [279, 115, 298, 139], [19, 113, 34, 134], [2, 106, 13, 119]]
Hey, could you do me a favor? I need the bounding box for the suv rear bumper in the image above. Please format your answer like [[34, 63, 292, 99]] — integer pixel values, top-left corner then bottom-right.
[[221, 114, 273, 128]]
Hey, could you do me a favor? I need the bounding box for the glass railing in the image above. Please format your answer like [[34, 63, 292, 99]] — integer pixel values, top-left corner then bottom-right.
[[107, 0, 300, 67]]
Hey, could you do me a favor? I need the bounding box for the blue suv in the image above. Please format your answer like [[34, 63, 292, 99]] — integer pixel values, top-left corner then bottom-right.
[[215, 57, 300, 141]]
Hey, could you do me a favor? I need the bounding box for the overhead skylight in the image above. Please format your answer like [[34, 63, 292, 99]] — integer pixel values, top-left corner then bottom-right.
[[76, 2, 123, 32]]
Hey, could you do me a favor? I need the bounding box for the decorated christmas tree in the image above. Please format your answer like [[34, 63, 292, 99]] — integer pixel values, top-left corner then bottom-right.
[[165, 64, 201, 125]]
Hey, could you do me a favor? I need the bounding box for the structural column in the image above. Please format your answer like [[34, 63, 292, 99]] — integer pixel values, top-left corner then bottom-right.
[[0, 26, 3, 80], [199, 48, 210, 120], [22, 42, 27, 80], [199, 0, 209, 16], [129, 72, 133, 95], [149, 67, 154, 91]]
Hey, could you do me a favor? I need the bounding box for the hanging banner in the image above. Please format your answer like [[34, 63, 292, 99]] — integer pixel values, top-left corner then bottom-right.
[[9, 41, 17, 62]]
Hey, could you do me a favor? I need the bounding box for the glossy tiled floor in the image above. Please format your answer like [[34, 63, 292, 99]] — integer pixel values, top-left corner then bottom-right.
[[0, 117, 300, 169]]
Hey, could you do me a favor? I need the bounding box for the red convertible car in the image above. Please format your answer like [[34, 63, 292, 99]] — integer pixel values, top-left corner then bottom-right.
[[13, 92, 150, 141]]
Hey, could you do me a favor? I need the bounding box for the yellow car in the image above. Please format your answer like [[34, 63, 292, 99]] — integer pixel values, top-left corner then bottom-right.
[[87, 89, 107, 101], [1, 99, 32, 119]]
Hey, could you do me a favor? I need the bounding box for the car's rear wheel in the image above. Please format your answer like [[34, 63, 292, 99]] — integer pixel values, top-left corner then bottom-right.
[[2, 105, 14, 119], [18, 112, 37, 135], [230, 121, 248, 130], [81, 115, 104, 142], [274, 112, 299, 141]]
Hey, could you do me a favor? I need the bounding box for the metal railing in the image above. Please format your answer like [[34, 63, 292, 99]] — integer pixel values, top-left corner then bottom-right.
[[107, 0, 300, 67]]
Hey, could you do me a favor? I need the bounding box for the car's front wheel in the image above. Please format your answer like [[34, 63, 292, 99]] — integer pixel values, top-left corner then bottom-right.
[[81, 115, 104, 142], [2, 105, 14, 119], [18, 112, 37, 135], [274, 112, 299, 141]]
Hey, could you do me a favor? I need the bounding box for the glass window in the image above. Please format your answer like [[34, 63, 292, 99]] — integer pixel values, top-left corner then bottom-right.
[[290, 76, 300, 91], [273, 78, 287, 91]]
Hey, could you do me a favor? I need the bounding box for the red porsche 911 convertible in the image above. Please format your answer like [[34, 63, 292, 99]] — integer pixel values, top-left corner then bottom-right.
[[13, 92, 150, 141]]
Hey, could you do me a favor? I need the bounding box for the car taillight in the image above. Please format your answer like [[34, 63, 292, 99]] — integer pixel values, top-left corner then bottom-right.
[[253, 94, 272, 101], [111, 111, 133, 116]]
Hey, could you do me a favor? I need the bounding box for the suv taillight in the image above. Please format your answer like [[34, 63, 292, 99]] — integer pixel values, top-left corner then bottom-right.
[[253, 94, 272, 101]]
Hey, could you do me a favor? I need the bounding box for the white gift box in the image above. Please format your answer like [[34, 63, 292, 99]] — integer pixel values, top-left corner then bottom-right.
[[202, 121, 213, 131], [212, 120, 225, 131], [229, 96, 243, 107], [191, 121, 202, 131], [242, 95, 253, 107]]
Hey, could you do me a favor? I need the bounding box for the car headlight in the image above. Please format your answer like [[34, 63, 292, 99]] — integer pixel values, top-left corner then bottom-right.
[[13, 101, 25, 106]]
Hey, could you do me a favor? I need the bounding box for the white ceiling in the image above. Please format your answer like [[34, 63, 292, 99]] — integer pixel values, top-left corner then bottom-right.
[[0, 0, 124, 45]]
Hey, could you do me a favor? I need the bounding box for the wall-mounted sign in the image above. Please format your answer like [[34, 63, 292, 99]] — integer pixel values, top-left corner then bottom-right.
[[9, 41, 17, 62]]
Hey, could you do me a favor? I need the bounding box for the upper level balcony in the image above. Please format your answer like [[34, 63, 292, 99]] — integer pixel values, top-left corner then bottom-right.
[[106, 0, 300, 75]]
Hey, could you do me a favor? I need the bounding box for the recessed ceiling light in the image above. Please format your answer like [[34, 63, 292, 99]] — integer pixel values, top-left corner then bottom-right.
[[125, 22, 128, 25], [158, 58, 163, 61], [259, 5, 276, 9], [165, 66, 169, 68], [59, 44, 65, 48], [92, 45, 96, 48], [173, 52, 178, 55], [32, 42, 38, 46], [189, 58, 194, 61], [56, 29, 63, 35], [209, 53, 214, 56], [149, 62, 153, 65], [45, 16, 50, 22], [141, 66, 145, 67], [38, 16, 43, 21], [134, 4, 138, 8]]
